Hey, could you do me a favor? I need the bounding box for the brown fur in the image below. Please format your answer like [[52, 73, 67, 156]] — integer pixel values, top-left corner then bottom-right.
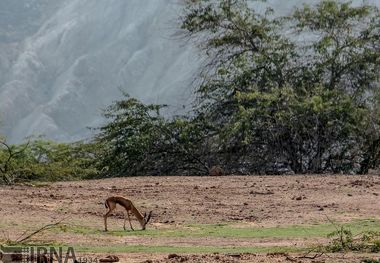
[[103, 196, 152, 231]]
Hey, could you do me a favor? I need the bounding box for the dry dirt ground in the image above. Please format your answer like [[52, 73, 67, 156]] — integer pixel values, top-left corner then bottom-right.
[[0, 175, 379, 262]]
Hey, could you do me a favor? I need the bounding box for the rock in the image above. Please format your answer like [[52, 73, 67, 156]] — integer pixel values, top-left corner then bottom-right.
[[209, 166, 224, 176], [168, 253, 179, 259], [99, 255, 119, 262]]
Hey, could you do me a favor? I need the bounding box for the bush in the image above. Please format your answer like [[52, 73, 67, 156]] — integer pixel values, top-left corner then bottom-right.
[[0, 139, 99, 184], [325, 226, 380, 253]]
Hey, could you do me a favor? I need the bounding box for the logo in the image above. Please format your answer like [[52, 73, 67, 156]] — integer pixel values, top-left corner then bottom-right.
[[0, 245, 95, 263]]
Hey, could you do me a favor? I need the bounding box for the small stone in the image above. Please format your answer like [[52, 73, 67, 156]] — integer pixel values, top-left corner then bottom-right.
[[168, 254, 179, 259]]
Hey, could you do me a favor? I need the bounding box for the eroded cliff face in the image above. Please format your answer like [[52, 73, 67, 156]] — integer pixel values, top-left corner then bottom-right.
[[0, 0, 199, 143], [0, 0, 377, 143]]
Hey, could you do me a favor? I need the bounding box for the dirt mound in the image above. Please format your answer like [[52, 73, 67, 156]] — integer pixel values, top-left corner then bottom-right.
[[140, 253, 379, 263]]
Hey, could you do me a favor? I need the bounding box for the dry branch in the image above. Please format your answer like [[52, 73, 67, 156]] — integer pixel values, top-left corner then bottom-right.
[[14, 217, 68, 244]]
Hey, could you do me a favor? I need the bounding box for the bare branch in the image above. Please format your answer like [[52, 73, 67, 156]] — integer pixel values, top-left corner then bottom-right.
[[15, 217, 69, 244]]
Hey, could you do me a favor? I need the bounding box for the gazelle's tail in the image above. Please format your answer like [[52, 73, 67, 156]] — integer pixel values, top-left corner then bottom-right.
[[105, 201, 109, 209]]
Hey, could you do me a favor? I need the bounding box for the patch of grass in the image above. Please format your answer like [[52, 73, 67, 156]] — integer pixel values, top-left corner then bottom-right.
[[58, 224, 102, 235], [8, 219, 380, 243], [191, 219, 380, 239], [63, 219, 380, 239]]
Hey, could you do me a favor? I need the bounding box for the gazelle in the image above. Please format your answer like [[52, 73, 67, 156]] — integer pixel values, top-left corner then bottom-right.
[[104, 196, 152, 231]]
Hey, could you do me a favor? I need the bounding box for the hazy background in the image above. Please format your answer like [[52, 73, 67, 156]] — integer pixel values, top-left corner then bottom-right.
[[0, 0, 377, 143]]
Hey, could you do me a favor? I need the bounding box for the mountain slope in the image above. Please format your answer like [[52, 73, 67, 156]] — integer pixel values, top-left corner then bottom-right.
[[0, 0, 378, 143], [0, 0, 199, 143]]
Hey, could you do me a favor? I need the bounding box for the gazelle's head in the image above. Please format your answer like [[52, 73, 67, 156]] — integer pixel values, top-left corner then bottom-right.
[[142, 211, 152, 230]]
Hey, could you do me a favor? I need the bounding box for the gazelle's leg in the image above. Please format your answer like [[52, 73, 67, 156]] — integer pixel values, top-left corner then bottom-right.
[[123, 213, 127, 230], [127, 211, 134, 231], [104, 203, 116, 231], [104, 210, 113, 231]]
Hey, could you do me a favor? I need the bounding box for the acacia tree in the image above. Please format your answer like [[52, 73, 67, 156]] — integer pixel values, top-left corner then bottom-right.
[[0, 140, 30, 184], [181, 0, 380, 173], [95, 0, 379, 176], [95, 94, 216, 176]]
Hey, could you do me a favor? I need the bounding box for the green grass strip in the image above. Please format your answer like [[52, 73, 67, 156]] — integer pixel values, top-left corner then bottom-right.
[[64, 219, 380, 239]]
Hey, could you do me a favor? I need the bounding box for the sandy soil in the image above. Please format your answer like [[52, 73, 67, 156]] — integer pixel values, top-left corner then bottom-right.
[[0, 175, 379, 262]]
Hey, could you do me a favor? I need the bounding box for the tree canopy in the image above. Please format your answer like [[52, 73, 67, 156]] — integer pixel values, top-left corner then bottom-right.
[[93, 0, 380, 176]]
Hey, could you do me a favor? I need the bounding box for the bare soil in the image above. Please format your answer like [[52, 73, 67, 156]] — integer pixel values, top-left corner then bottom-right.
[[1, 175, 379, 262]]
